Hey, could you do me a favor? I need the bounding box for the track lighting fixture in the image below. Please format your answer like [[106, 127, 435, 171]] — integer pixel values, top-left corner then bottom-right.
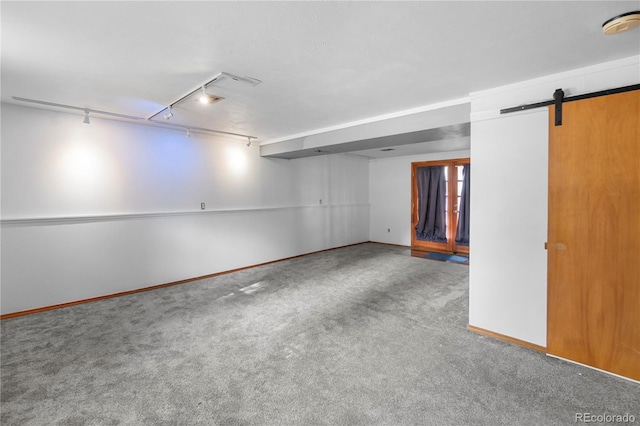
[[147, 71, 250, 123], [12, 96, 255, 141], [198, 86, 212, 104], [246, 137, 252, 147], [195, 86, 224, 105]]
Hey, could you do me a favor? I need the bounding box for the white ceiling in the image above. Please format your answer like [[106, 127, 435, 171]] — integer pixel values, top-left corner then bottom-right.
[[2, 1, 639, 156]]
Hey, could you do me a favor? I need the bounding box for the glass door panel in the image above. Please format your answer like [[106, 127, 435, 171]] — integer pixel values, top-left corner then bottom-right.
[[411, 159, 469, 254]]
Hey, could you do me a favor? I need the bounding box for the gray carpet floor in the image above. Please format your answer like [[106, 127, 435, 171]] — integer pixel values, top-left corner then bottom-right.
[[1, 243, 638, 425]]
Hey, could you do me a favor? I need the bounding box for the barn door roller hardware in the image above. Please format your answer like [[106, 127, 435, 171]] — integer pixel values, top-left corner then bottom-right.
[[500, 84, 640, 126], [553, 89, 564, 126]]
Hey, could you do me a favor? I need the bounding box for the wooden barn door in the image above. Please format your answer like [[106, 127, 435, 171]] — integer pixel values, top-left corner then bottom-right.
[[547, 90, 640, 381]]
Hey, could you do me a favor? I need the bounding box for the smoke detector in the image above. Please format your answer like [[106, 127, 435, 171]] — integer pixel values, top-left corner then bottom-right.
[[602, 11, 640, 35]]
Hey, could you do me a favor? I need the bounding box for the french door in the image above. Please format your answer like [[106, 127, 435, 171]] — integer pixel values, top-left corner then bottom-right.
[[411, 158, 470, 254]]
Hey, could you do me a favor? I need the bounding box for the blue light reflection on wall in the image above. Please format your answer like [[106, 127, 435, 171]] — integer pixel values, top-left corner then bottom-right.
[[122, 97, 167, 117], [136, 127, 204, 211]]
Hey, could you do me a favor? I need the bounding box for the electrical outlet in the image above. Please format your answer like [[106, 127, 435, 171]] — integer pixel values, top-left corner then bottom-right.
[[201, 202, 205, 210]]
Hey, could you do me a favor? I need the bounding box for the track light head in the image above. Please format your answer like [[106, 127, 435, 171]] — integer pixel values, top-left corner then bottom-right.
[[83, 110, 90, 124], [186, 129, 191, 138], [196, 86, 224, 105], [199, 86, 212, 104], [246, 137, 252, 147], [164, 106, 173, 120]]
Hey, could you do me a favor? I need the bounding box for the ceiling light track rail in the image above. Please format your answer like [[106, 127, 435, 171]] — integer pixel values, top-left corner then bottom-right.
[[153, 123, 256, 140], [147, 71, 260, 121], [11, 96, 256, 141], [12, 97, 144, 121], [147, 72, 224, 120]]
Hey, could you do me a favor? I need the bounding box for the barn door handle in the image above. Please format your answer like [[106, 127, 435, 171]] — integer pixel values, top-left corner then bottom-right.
[[546, 242, 567, 251], [553, 243, 567, 251]]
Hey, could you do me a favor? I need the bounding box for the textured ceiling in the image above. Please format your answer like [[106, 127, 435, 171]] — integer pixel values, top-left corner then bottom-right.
[[2, 1, 639, 149]]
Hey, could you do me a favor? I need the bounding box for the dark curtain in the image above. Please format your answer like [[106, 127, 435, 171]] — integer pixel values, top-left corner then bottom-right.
[[415, 166, 447, 242], [455, 164, 470, 245]]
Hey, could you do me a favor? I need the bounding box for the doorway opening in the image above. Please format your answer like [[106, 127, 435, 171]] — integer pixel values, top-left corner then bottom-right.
[[411, 158, 470, 255]]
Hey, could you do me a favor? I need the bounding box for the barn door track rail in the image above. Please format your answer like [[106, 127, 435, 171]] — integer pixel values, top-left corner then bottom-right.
[[500, 83, 640, 126]]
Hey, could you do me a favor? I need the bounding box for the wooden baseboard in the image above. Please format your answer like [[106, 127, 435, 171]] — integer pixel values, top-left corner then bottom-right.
[[467, 324, 547, 353], [369, 241, 410, 248], [1, 241, 369, 320]]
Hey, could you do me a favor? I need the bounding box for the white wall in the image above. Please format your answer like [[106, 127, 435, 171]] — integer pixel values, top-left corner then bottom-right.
[[470, 110, 548, 345], [469, 55, 640, 347], [368, 148, 470, 246], [0, 104, 369, 314]]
